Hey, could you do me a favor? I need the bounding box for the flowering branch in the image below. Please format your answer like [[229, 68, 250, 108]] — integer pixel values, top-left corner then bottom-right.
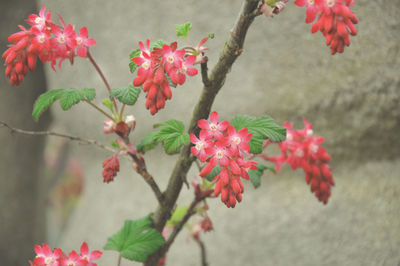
[[0, 121, 115, 153], [145, 1, 260, 264]]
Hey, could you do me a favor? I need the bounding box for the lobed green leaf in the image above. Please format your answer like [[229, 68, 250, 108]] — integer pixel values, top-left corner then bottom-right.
[[104, 215, 165, 262], [32, 88, 96, 120], [32, 89, 65, 121], [176, 22, 192, 38], [110, 84, 141, 105]]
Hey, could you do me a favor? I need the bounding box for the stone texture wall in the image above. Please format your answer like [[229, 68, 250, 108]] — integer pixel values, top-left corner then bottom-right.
[[2, 0, 398, 265]]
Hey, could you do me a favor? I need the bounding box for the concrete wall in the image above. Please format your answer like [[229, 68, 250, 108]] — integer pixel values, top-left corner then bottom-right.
[[4, 0, 399, 265]]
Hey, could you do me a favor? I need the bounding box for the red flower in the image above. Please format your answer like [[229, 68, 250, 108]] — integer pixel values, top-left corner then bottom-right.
[[79, 242, 102, 266], [295, 0, 358, 54], [190, 130, 213, 162], [31, 243, 64, 266], [191, 111, 257, 208], [131, 40, 199, 115], [197, 111, 229, 140], [3, 5, 96, 85], [59, 250, 87, 266], [261, 118, 334, 204], [75, 27, 97, 58]]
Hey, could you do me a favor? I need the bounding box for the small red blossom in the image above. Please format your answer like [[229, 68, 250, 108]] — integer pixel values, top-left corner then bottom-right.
[[30, 243, 64, 266], [80, 242, 103, 266], [102, 155, 120, 183]]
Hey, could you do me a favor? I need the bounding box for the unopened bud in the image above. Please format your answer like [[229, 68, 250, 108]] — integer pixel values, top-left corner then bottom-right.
[[125, 115, 136, 131], [103, 120, 115, 134]]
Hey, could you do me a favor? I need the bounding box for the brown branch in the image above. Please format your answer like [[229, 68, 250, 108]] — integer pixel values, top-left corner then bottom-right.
[[130, 153, 164, 205], [195, 238, 209, 266], [145, 2, 260, 265], [0, 121, 115, 153], [119, 136, 164, 205], [200, 57, 211, 87]]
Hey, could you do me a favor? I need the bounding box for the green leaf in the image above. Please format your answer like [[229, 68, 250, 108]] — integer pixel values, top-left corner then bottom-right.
[[32, 88, 96, 120], [59, 88, 85, 111], [166, 206, 188, 226], [152, 120, 189, 155], [208, 33, 215, 39], [205, 164, 221, 182], [248, 164, 275, 188], [104, 215, 165, 262], [150, 40, 166, 50], [32, 89, 65, 121], [81, 88, 96, 101], [176, 22, 192, 38], [231, 115, 286, 154], [129, 49, 141, 73], [102, 98, 114, 112], [110, 84, 141, 105], [137, 132, 159, 153]]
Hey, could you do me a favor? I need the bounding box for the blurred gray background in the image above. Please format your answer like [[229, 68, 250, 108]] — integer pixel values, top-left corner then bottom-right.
[[1, 0, 399, 265]]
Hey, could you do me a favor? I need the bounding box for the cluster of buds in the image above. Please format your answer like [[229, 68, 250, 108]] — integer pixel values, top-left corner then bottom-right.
[[261, 118, 334, 204], [295, 0, 358, 54], [261, 0, 289, 17], [3, 5, 96, 86], [102, 155, 120, 183], [103, 115, 136, 137], [190, 112, 257, 208], [29, 242, 102, 266], [131, 40, 198, 115], [190, 215, 214, 241]]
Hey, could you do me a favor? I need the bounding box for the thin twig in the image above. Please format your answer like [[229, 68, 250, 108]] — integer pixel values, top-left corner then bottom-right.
[[87, 50, 119, 113], [160, 196, 202, 255], [117, 254, 122, 266], [195, 238, 209, 266], [0, 121, 115, 153], [84, 100, 115, 120], [120, 138, 164, 205]]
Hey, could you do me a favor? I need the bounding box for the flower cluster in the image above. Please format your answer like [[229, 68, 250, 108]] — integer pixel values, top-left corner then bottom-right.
[[102, 155, 120, 183], [295, 0, 358, 54], [29, 242, 102, 266], [261, 118, 334, 204], [190, 111, 257, 208], [3, 5, 96, 86], [131, 40, 198, 115]]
